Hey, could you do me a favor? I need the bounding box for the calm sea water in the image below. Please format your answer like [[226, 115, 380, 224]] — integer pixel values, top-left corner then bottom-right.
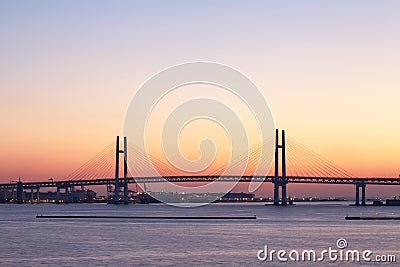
[[0, 202, 399, 266]]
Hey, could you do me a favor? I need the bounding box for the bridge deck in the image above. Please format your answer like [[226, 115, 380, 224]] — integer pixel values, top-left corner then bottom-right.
[[1, 176, 400, 190]]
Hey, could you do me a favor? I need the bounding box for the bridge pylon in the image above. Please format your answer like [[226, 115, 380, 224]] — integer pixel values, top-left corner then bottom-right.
[[273, 129, 287, 205], [114, 136, 129, 205]]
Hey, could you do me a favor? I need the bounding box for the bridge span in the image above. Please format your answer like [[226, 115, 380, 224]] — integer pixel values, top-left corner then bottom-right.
[[1, 175, 399, 205], [1, 130, 399, 206]]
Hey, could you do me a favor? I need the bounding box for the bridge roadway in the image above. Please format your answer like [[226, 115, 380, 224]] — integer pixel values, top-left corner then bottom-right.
[[1, 176, 400, 190]]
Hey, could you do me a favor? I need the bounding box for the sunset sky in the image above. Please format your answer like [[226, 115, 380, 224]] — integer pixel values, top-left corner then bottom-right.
[[1, 1, 399, 197]]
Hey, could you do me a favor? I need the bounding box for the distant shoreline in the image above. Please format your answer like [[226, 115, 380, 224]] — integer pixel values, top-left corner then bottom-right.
[[0, 197, 349, 204]]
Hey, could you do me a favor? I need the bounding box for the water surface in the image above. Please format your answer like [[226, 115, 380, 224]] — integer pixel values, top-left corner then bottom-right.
[[0, 202, 398, 266]]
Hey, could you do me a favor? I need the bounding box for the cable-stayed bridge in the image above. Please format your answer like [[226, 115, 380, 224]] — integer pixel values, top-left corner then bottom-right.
[[1, 130, 399, 206]]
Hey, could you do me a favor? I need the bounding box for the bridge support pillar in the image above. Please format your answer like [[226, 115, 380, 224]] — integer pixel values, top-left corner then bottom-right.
[[56, 186, 60, 203], [123, 184, 129, 205], [281, 183, 287, 206], [65, 187, 69, 203], [16, 180, 23, 204], [36, 187, 40, 203], [355, 183, 366, 206], [273, 181, 279, 205], [361, 184, 366, 206], [30, 188, 34, 203], [355, 184, 360, 206]]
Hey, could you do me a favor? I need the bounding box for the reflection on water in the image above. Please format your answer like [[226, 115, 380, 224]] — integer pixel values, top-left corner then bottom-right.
[[0, 202, 399, 266]]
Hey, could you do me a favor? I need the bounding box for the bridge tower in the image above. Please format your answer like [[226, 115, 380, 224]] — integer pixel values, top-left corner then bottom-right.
[[114, 136, 129, 205], [123, 137, 129, 205], [273, 129, 287, 205]]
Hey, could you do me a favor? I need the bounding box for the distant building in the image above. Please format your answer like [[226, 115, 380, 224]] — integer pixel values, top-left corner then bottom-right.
[[221, 192, 255, 202], [1, 189, 97, 203], [0, 190, 13, 203]]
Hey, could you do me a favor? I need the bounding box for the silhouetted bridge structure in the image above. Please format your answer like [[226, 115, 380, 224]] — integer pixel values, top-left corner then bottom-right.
[[1, 130, 399, 206]]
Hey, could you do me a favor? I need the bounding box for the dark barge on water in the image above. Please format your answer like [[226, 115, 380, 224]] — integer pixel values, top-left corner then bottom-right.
[[345, 215, 400, 220]]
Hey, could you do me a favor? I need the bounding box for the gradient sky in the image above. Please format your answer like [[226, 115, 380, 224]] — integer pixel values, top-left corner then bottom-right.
[[1, 1, 399, 197]]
